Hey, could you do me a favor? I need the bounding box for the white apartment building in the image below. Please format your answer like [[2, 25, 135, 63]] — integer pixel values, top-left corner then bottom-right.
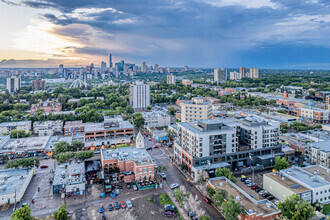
[[214, 68, 227, 83], [166, 74, 176, 85], [181, 97, 212, 122], [230, 71, 241, 80], [33, 120, 63, 137], [129, 81, 150, 110], [308, 141, 329, 168], [249, 67, 259, 79], [279, 166, 330, 204], [0, 121, 31, 136], [6, 76, 21, 93], [140, 111, 171, 128]]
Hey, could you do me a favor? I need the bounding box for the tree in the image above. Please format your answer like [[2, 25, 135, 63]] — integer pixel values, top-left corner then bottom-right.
[[206, 186, 215, 197], [278, 194, 314, 220], [215, 167, 236, 183], [133, 113, 145, 129], [55, 152, 74, 164], [5, 158, 39, 169], [212, 189, 228, 206], [146, 105, 152, 111], [71, 140, 84, 152], [168, 107, 177, 116], [54, 141, 70, 154], [11, 205, 31, 220], [54, 204, 68, 220], [7, 129, 30, 139], [274, 156, 290, 171], [74, 151, 94, 160], [221, 195, 245, 220], [199, 215, 210, 220]]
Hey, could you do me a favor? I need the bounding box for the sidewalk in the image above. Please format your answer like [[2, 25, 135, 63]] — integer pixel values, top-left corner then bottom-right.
[[165, 188, 190, 220]]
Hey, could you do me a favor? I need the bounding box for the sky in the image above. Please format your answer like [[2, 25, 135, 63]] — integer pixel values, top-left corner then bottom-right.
[[0, 0, 329, 68]]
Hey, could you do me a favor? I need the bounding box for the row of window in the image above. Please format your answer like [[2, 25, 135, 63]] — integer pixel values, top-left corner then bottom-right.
[[139, 167, 152, 174]]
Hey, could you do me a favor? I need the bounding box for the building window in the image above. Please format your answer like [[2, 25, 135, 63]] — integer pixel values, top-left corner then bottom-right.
[[144, 168, 147, 173], [149, 167, 152, 172], [139, 168, 142, 174]]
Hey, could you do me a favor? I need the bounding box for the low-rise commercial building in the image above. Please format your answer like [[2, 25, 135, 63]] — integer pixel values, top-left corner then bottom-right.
[[300, 107, 329, 124], [0, 121, 31, 136], [308, 141, 329, 168], [264, 166, 330, 204], [84, 117, 134, 148], [140, 111, 171, 128], [33, 120, 63, 136], [182, 79, 193, 86], [53, 161, 86, 196], [0, 168, 34, 205], [64, 120, 85, 136]]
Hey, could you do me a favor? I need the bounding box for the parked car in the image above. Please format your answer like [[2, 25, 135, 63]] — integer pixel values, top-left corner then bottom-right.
[[164, 204, 176, 212], [267, 195, 275, 200], [99, 205, 104, 213], [263, 193, 271, 197], [115, 202, 120, 210], [247, 182, 254, 187], [203, 196, 212, 204], [245, 179, 251, 184], [40, 164, 48, 168], [126, 200, 132, 208], [146, 147, 152, 151], [126, 183, 131, 189], [108, 204, 113, 211], [153, 145, 159, 148], [251, 185, 259, 190], [161, 173, 167, 179], [259, 190, 266, 195], [255, 188, 263, 192], [164, 211, 177, 218], [170, 183, 179, 189], [241, 178, 247, 182], [120, 201, 126, 208], [187, 210, 195, 219], [101, 213, 106, 220], [115, 185, 123, 189], [133, 185, 138, 191]]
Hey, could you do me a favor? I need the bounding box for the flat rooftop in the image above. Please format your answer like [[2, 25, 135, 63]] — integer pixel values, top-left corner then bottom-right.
[[0, 121, 30, 127], [53, 161, 85, 186], [0, 136, 51, 153], [282, 167, 330, 189], [304, 166, 330, 182], [84, 121, 134, 132], [265, 172, 310, 194], [0, 168, 33, 195], [101, 146, 152, 165], [209, 178, 278, 216]]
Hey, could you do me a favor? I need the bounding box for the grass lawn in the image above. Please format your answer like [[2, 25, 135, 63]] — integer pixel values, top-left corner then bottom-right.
[[159, 192, 184, 220], [323, 204, 330, 215]]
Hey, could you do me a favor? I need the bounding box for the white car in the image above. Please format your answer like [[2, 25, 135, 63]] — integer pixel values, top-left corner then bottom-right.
[[126, 200, 132, 208], [133, 185, 138, 191], [170, 183, 179, 189], [161, 173, 167, 179]]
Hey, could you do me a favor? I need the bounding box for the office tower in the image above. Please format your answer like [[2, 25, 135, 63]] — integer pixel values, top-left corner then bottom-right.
[[101, 61, 107, 74], [62, 68, 68, 78], [249, 67, 259, 79], [129, 81, 150, 109], [115, 62, 121, 73], [141, 61, 147, 73], [32, 79, 46, 90], [166, 74, 176, 85], [6, 76, 21, 93], [109, 53, 113, 68], [240, 67, 246, 78], [181, 97, 212, 122], [154, 64, 159, 71], [230, 71, 241, 80], [214, 68, 227, 83], [59, 64, 63, 74]]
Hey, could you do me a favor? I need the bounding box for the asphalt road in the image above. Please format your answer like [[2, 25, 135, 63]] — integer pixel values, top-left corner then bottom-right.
[[144, 136, 224, 220]]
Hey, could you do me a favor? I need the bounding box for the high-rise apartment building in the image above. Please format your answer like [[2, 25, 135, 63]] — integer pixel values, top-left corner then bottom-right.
[[181, 97, 212, 122], [230, 71, 241, 80], [173, 116, 281, 177], [59, 64, 63, 75], [239, 67, 246, 78], [141, 61, 147, 73], [214, 68, 227, 83], [32, 79, 46, 90], [129, 81, 150, 109], [249, 67, 259, 79], [6, 76, 21, 93], [166, 74, 176, 85]]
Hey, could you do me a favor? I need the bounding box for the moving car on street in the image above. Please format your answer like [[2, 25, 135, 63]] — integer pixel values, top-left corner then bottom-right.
[[170, 183, 179, 189]]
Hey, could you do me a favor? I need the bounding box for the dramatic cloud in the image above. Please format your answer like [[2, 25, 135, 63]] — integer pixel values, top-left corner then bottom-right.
[[1, 0, 330, 68]]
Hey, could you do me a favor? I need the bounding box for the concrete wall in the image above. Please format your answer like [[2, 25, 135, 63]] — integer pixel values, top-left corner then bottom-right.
[[263, 174, 295, 202]]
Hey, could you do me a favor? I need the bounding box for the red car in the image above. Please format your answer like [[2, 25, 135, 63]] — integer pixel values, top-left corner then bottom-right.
[[153, 145, 159, 148], [40, 164, 48, 168], [203, 196, 212, 204], [120, 201, 126, 208], [251, 185, 259, 190]]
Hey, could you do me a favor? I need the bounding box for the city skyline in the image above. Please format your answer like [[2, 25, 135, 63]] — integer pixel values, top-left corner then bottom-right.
[[0, 0, 330, 69]]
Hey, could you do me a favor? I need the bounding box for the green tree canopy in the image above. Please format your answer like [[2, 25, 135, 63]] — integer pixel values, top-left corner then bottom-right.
[[278, 194, 314, 220], [54, 141, 71, 154], [5, 158, 39, 169], [11, 204, 31, 220], [274, 156, 290, 171], [215, 167, 236, 183], [54, 204, 68, 220], [133, 113, 145, 129], [221, 195, 245, 220]]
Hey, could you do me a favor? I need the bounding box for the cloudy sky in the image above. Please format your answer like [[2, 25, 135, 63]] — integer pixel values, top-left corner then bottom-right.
[[0, 0, 329, 68]]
